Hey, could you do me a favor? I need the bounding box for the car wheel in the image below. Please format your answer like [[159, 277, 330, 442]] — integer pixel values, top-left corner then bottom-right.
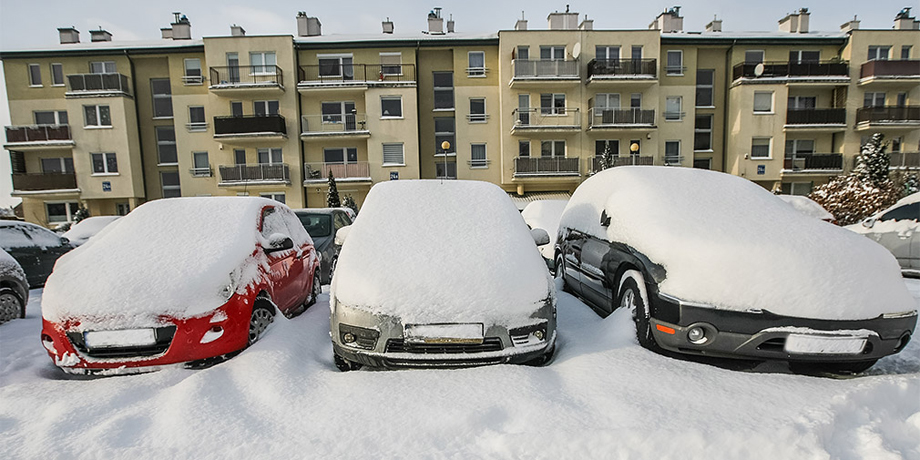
[[0, 288, 24, 323], [555, 254, 570, 293], [788, 359, 878, 375], [334, 352, 362, 371], [248, 302, 275, 345], [307, 270, 321, 307], [619, 277, 661, 352]]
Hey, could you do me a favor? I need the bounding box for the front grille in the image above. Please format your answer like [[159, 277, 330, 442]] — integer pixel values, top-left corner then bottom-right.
[[384, 357, 507, 368], [67, 326, 176, 358], [757, 337, 786, 352], [385, 337, 503, 354]]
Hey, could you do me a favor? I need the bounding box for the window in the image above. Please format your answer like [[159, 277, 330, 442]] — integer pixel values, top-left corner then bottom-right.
[[540, 46, 565, 60], [318, 54, 354, 79], [183, 59, 202, 84], [880, 203, 920, 222], [231, 101, 243, 117], [696, 70, 714, 107], [630, 93, 642, 109], [46, 202, 80, 223], [891, 137, 902, 153], [666, 51, 683, 75], [665, 96, 682, 121], [83, 105, 111, 127], [192, 152, 210, 176], [516, 46, 529, 60], [897, 92, 908, 107], [596, 46, 619, 61], [435, 117, 455, 153], [864, 92, 886, 107], [28, 64, 41, 86], [50, 63, 64, 86], [257, 148, 283, 164], [631, 46, 643, 61], [234, 149, 246, 165], [788, 96, 816, 110], [226, 53, 240, 83], [323, 147, 357, 164], [744, 50, 764, 64], [540, 140, 565, 157], [789, 50, 820, 63], [91, 152, 118, 174], [781, 182, 813, 196], [41, 158, 74, 173], [382, 143, 405, 165], [322, 101, 356, 127], [468, 51, 486, 76], [470, 144, 487, 168], [34, 111, 68, 125], [594, 93, 620, 121], [161, 171, 181, 198], [541, 93, 566, 115], [435, 161, 457, 179], [151, 79, 173, 118], [381, 96, 402, 118], [695, 115, 713, 151], [155, 126, 177, 164], [902, 46, 912, 60], [785, 139, 815, 156], [751, 138, 772, 159], [595, 140, 619, 157], [468, 98, 486, 122], [693, 158, 712, 170], [249, 52, 276, 74], [188, 106, 206, 131], [116, 203, 130, 216], [519, 140, 530, 157], [380, 53, 402, 75], [254, 100, 279, 116], [868, 46, 890, 61], [665, 141, 681, 164], [90, 61, 116, 74], [433, 72, 454, 109], [753, 92, 773, 113], [260, 193, 285, 204]]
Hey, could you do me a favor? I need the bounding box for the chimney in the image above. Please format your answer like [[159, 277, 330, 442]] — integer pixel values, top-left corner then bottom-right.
[[447, 14, 455, 33], [515, 11, 528, 30], [706, 16, 722, 32], [840, 16, 860, 33], [90, 27, 112, 42], [58, 27, 80, 44], [579, 15, 594, 30], [649, 6, 684, 33], [296, 12, 322, 37], [161, 28, 173, 39], [170, 12, 191, 40], [382, 17, 394, 34], [230, 24, 246, 36], [779, 8, 809, 33], [427, 7, 444, 34], [894, 7, 920, 30], [548, 6, 578, 30]]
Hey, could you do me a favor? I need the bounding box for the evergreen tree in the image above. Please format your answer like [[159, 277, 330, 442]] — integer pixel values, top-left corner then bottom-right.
[[853, 133, 890, 186], [326, 171, 341, 208], [342, 194, 358, 216], [73, 205, 90, 223]]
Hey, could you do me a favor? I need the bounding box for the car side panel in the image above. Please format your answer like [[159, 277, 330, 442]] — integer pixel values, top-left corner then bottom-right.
[[579, 234, 614, 311], [558, 228, 584, 296]]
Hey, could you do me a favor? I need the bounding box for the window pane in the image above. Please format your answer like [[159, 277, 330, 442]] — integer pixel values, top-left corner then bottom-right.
[[751, 138, 771, 158], [51, 64, 64, 85], [156, 127, 178, 163], [665, 141, 680, 156], [517, 46, 529, 60], [234, 149, 246, 165], [324, 148, 344, 163], [519, 141, 530, 157], [189, 106, 205, 123], [753, 93, 772, 112], [41, 158, 62, 173], [35, 112, 55, 125], [696, 88, 713, 107], [92, 153, 104, 173], [99, 106, 111, 125], [745, 50, 764, 64], [193, 152, 209, 169], [154, 99, 173, 118], [433, 72, 453, 87], [469, 52, 484, 68], [434, 117, 455, 133], [381, 97, 402, 117], [84, 106, 98, 126], [106, 153, 118, 172], [434, 89, 454, 109], [471, 144, 486, 160], [470, 98, 485, 115], [29, 64, 41, 85], [697, 69, 714, 86], [185, 59, 201, 76], [382, 143, 404, 164], [58, 111, 68, 125]]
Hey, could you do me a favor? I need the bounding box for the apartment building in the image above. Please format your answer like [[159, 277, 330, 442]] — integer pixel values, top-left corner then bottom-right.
[[3, 8, 919, 228]]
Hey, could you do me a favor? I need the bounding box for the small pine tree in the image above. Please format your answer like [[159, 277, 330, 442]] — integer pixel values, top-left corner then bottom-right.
[[853, 133, 890, 186], [342, 194, 358, 216], [73, 205, 90, 223], [326, 170, 341, 208]]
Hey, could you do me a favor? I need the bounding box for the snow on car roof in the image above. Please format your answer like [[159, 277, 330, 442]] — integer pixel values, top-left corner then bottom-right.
[[332, 180, 551, 325], [62, 216, 121, 246], [776, 195, 834, 221], [0, 221, 65, 250], [43, 197, 309, 328], [560, 166, 914, 320]]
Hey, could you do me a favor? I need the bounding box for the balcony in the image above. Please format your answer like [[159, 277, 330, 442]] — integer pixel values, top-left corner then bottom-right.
[[859, 60, 920, 84], [588, 155, 654, 174], [300, 114, 369, 140], [511, 60, 579, 85], [588, 108, 656, 129], [784, 108, 846, 131], [209, 66, 283, 93], [587, 59, 657, 83], [889, 151, 920, 169], [855, 106, 920, 129], [782, 154, 844, 173], [218, 164, 290, 185], [213, 115, 287, 141], [11, 173, 78, 192], [731, 61, 849, 84], [4, 125, 73, 150], [513, 157, 580, 177], [303, 162, 371, 183], [66, 73, 131, 97], [297, 64, 416, 90], [511, 108, 580, 134]]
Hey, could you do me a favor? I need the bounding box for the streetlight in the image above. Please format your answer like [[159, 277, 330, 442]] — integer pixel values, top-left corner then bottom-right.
[[630, 142, 639, 165], [440, 140, 451, 181]]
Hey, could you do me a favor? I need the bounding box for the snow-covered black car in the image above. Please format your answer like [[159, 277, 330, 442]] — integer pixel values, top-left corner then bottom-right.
[[0, 248, 29, 323], [555, 166, 917, 374], [293, 208, 353, 284]]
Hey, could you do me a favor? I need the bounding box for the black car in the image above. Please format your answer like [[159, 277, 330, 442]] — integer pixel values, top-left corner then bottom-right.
[[0, 221, 74, 288], [0, 248, 29, 323], [293, 208, 353, 284]]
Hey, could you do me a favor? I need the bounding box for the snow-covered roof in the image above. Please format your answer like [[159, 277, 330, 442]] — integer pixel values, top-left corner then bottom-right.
[[776, 195, 834, 221]]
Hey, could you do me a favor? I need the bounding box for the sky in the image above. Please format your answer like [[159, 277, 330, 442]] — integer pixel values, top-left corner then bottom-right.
[[0, 0, 915, 207]]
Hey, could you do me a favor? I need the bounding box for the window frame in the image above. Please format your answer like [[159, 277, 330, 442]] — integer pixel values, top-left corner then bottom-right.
[[744, 50, 765, 64], [433, 71, 455, 110], [40, 157, 74, 174], [380, 96, 403, 118], [259, 193, 286, 204], [151, 78, 173, 118], [540, 93, 566, 116], [469, 143, 488, 168], [191, 151, 211, 176], [34, 110, 68, 126], [155, 126, 178, 165], [183, 58, 203, 85], [89, 61, 116, 74], [382, 143, 405, 166], [664, 96, 683, 121], [696, 69, 715, 107], [868, 46, 891, 61], [91, 152, 118, 175], [540, 140, 566, 158], [257, 148, 283, 165], [750, 137, 772, 159], [540, 46, 566, 60], [753, 91, 774, 113], [664, 140, 682, 164], [468, 98, 487, 122], [50, 63, 64, 86], [83, 105, 112, 128], [665, 50, 684, 75], [28, 64, 42, 86], [253, 100, 280, 116], [694, 114, 713, 151], [379, 52, 403, 76], [467, 51, 486, 77], [45, 201, 80, 224], [161, 171, 181, 198], [317, 54, 354, 78], [249, 51, 277, 75], [188, 106, 207, 131]]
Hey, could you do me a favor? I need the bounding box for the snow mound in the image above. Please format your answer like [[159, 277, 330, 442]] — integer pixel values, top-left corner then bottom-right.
[[62, 216, 121, 246], [776, 195, 834, 221], [522, 200, 568, 259], [560, 166, 915, 320], [332, 180, 551, 325]]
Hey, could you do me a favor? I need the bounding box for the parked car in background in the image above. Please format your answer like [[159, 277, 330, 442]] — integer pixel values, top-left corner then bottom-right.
[[522, 200, 568, 271], [40, 197, 321, 375], [846, 193, 920, 270], [62, 216, 121, 247], [776, 195, 835, 223], [0, 221, 73, 287], [330, 180, 556, 370], [293, 208, 353, 284], [0, 249, 29, 323], [556, 166, 916, 374]]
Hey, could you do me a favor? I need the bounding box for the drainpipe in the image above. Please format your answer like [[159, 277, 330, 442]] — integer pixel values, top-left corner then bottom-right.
[[415, 40, 423, 179], [126, 49, 148, 207], [294, 39, 307, 206], [721, 40, 735, 173]]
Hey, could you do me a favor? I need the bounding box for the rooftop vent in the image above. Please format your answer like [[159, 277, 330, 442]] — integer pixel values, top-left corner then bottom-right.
[[58, 27, 80, 44], [649, 6, 684, 33], [840, 16, 860, 32], [580, 15, 594, 30], [90, 27, 112, 42], [231, 24, 246, 36], [427, 7, 445, 34], [778, 8, 810, 34], [382, 17, 394, 34], [160, 12, 191, 40], [548, 5, 578, 30], [447, 14, 455, 33], [894, 7, 919, 30], [706, 16, 722, 32], [296, 12, 322, 36], [515, 11, 528, 30]]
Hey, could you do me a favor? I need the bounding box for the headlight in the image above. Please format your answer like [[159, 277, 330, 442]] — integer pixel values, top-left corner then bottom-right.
[[339, 324, 379, 350], [219, 276, 235, 300]]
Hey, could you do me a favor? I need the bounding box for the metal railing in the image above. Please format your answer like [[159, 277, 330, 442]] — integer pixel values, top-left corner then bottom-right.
[[589, 108, 655, 127], [732, 61, 849, 80], [11, 173, 77, 191], [213, 115, 286, 136], [512, 59, 579, 79], [218, 164, 290, 183], [785, 108, 846, 125], [304, 162, 370, 180], [860, 60, 920, 79], [587, 59, 657, 78], [589, 156, 653, 173], [855, 106, 920, 124], [783, 153, 844, 171], [514, 157, 580, 176], [889, 152, 920, 168], [66, 73, 131, 95], [300, 114, 368, 134], [298, 64, 416, 84], [209, 66, 283, 87], [5, 125, 71, 143], [189, 167, 212, 177], [512, 108, 580, 129]]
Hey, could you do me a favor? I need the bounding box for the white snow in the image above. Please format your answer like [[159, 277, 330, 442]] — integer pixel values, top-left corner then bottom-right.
[[0, 248, 26, 282], [559, 166, 915, 320], [332, 180, 551, 325], [61, 216, 121, 246], [0, 221, 66, 250], [521, 199, 568, 259], [776, 195, 834, 221]]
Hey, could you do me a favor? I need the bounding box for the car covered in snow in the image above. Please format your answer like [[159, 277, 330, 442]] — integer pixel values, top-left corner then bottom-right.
[[521, 200, 568, 270], [293, 208, 353, 284], [330, 180, 556, 370], [776, 195, 835, 223], [61, 215, 121, 247], [555, 166, 917, 374], [40, 197, 321, 375], [0, 220, 73, 287], [846, 192, 919, 270], [0, 248, 29, 323]]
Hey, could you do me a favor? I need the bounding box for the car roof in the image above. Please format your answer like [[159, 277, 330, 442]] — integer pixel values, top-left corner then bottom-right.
[[292, 208, 340, 215]]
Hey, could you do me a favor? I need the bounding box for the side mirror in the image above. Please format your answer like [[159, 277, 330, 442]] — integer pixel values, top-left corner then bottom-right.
[[60, 236, 70, 246], [335, 225, 352, 246], [531, 228, 550, 246], [862, 217, 876, 229], [600, 210, 611, 227], [264, 233, 294, 254]]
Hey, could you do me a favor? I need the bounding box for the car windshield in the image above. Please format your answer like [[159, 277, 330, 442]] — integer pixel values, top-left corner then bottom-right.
[[0, 225, 62, 250], [297, 214, 332, 237]]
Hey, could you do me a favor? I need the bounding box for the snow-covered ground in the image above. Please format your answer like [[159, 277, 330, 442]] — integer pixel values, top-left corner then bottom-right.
[[1, 281, 918, 459]]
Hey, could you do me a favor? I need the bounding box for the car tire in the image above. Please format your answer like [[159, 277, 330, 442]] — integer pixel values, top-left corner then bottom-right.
[[248, 302, 275, 345], [306, 271, 321, 307], [788, 359, 878, 375], [334, 352, 362, 371], [0, 288, 24, 323], [619, 277, 661, 352], [555, 254, 570, 293]]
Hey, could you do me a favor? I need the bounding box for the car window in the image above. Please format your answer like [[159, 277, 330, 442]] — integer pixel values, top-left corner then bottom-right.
[[21, 224, 63, 248], [260, 207, 289, 239], [333, 212, 350, 230], [880, 203, 920, 222], [0, 227, 34, 250], [297, 214, 332, 238]]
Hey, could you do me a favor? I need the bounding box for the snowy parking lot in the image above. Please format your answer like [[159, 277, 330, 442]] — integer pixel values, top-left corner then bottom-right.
[[1, 280, 918, 459]]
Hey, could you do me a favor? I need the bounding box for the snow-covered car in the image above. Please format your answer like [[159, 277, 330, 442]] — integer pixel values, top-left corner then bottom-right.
[[61, 216, 121, 247], [0, 220, 73, 287], [293, 208, 353, 284], [330, 180, 556, 370], [521, 199, 568, 270], [0, 248, 29, 323], [846, 192, 919, 270], [776, 195, 835, 223], [40, 197, 321, 375], [555, 166, 917, 374]]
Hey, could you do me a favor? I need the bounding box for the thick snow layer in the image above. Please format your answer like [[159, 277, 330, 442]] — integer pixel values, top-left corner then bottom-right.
[[776, 195, 834, 221], [0, 248, 26, 282], [62, 216, 121, 246], [560, 166, 915, 320], [42, 197, 311, 329], [521, 200, 568, 259], [332, 180, 550, 325]]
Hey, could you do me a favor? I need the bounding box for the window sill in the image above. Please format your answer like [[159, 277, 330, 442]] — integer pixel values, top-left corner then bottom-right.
[[694, 149, 714, 153], [157, 163, 179, 167], [470, 165, 489, 169], [665, 73, 684, 77], [380, 116, 405, 120], [91, 173, 119, 177], [152, 116, 175, 120], [695, 106, 716, 109], [432, 108, 456, 112], [52, 84, 65, 87], [84, 125, 114, 130], [29, 84, 43, 88], [753, 112, 774, 115], [382, 163, 406, 167], [750, 157, 772, 161]]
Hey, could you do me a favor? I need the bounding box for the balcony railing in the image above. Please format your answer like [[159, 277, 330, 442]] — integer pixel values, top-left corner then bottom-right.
[[889, 151, 920, 168], [589, 108, 656, 127], [209, 66, 283, 87], [66, 73, 131, 95], [855, 106, 920, 124], [860, 60, 920, 79], [514, 157, 580, 176], [218, 164, 290, 183], [731, 61, 849, 80], [5, 125, 72, 143], [300, 114, 368, 135], [298, 64, 416, 85], [11, 173, 77, 191], [512, 108, 580, 129], [512, 60, 579, 79], [213, 115, 286, 136], [785, 108, 846, 125], [589, 155, 654, 173], [587, 59, 657, 79], [304, 162, 371, 181], [783, 153, 844, 172]]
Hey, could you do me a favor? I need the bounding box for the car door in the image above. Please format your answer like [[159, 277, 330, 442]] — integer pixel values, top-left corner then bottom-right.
[[260, 206, 302, 311], [0, 226, 44, 287], [579, 234, 614, 311], [559, 228, 585, 296], [871, 203, 919, 268], [26, 226, 70, 281]]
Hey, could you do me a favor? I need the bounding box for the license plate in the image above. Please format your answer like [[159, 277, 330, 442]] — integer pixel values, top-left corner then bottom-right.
[[784, 334, 867, 355], [405, 323, 484, 344], [84, 329, 156, 349]]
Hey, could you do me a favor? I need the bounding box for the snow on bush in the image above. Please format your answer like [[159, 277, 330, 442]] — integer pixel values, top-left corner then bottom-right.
[[560, 166, 915, 320], [521, 200, 568, 259], [62, 216, 121, 246], [776, 195, 834, 221], [332, 180, 551, 325]]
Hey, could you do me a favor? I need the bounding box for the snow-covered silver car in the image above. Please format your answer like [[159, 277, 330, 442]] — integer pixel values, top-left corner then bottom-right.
[[330, 181, 556, 370], [847, 193, 919, 270]]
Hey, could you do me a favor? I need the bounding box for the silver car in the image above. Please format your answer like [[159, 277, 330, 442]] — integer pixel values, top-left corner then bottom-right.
[[848, 193, 919, 270]]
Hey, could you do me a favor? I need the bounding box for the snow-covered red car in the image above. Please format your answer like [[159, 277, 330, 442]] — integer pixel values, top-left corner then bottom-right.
[[556, 166, 917, 374], [40, 197, 321, 375]]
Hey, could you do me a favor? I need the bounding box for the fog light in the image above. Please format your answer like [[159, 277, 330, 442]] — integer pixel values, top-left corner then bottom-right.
[[210, 326, 223, 333], [534, 330, 545, 340], [688, 326, 707, 344], [343, 332, 356, 343]]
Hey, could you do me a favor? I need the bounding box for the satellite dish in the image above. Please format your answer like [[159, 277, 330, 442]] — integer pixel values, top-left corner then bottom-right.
[[572, 42, 581, 59], [754, 63, 765, 77]]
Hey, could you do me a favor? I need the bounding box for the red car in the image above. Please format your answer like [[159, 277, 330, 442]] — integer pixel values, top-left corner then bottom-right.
[[40, 197, 320, 375]]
